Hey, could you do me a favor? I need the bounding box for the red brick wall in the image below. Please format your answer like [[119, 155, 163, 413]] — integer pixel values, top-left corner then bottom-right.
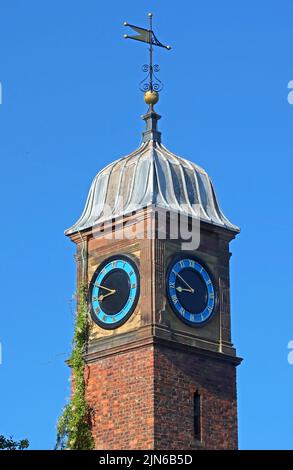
[[85, 344, 238, 450], [154, 346, 238, 450], [86, 346, 155, 450]]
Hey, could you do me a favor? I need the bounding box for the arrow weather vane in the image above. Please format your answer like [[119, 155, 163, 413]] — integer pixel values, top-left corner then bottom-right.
[[124, 13, 171, 94]]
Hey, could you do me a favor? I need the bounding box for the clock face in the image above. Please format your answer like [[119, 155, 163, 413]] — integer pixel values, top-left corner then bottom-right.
[[89, 255, 140, 329], [166, 257, 216, 326]]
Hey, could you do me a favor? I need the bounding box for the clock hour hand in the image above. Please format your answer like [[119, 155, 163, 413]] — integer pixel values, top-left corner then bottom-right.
[[98, 290, 116, 301], [176, 273, 194, 293], [176, 286, 193, 293]]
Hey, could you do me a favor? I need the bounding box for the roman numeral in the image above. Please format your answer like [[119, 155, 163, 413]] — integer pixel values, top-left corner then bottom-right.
[[171, 294, 178, 304]]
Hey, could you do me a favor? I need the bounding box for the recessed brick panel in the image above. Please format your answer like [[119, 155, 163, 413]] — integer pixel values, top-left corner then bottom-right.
[[153, 345, 238, 450]]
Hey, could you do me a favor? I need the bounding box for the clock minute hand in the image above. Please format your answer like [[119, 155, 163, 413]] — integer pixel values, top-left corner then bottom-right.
[[176, 273, 194, 293], [95, 283, 115, 294]]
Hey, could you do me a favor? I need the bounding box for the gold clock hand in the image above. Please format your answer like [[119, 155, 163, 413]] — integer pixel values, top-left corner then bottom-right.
[[98, 290, 116, 301], [95, 283, 115, 294], [176, 273, 195, 293], [176, 286, 193, 293]]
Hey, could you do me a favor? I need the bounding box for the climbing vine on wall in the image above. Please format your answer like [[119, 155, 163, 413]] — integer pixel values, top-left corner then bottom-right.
[[56, 284, 94, 450]]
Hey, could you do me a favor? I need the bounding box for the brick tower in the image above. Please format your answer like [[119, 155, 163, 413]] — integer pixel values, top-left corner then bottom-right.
[[65, 15, 241, 450]]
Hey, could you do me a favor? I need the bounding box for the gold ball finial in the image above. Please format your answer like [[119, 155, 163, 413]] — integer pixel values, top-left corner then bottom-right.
[[144, 90, 159, 105]]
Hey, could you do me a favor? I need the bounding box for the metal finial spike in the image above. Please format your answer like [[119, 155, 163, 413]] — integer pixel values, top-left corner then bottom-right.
[[123, 21, 129, 26], [124, 13, 171, 95]]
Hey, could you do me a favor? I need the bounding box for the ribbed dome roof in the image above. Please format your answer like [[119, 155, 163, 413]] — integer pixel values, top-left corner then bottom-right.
[[65, 137, 239, 236]]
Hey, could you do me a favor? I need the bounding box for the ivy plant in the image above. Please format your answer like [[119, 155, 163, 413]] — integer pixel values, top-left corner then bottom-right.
[[56, 284, 94, 450]]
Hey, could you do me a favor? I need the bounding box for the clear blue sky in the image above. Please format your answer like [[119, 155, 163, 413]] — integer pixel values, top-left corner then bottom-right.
[[0, 0, 292, 450]]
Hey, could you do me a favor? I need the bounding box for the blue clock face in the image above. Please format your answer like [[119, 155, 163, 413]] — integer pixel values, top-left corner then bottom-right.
[[166, 257, 216, 326], [89, 256, 140, 329]]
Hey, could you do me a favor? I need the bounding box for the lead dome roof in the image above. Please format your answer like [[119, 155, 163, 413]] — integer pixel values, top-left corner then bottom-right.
[[65, 104, 239, 236]]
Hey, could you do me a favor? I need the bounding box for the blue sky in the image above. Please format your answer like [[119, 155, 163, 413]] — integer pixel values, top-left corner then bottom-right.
[[0, 0, 293, 450]]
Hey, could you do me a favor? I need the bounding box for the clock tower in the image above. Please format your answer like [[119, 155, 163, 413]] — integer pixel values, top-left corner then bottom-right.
[[65, 15, 241, 450]]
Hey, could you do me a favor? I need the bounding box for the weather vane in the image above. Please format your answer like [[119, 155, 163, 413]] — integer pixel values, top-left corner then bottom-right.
[[124, 13, 171, 96]]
